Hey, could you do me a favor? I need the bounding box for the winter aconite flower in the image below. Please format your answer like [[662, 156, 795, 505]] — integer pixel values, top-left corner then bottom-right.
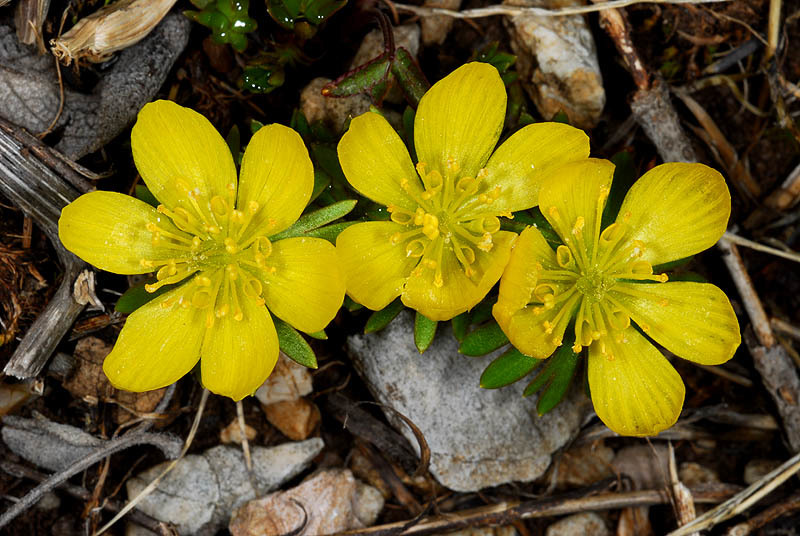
[[493, 159, 741, 436], [336, 62, 590, 320], [59, 101, 345, 400]]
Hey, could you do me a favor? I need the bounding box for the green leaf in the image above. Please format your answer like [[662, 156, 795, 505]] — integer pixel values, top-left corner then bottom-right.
[[323, 55, 392, 103], [401, 106, 417, 162], [414, 312, 438, 353], [523, 337, 580, 416], [226, 124, 240, 159], [134, 185, 159, 208], [480, 347, 542, 389], [527, 208, 561, 247], [451, 312, 469, 342], [601, 151, 637, 229], [552, 111, 570, 124], [469, 300, 494, 326], [250, 119, 265, 135], [271, 200, 357, 240], [288, 111, 308, 138], [344, 296, 363, 312], [311, 169, 332, 202], [459, 321, 509, 356], [274, 318, 317, 368], [365, 298, 404, 333], [391, 47, 429, 107], [115, 279, 173, 314], [303, 221, 357, 243], [306, 329, 327, 340]]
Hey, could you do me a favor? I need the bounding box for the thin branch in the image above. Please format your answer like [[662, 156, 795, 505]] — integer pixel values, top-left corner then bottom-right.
[[392, 0, 732, 19], [667, 450, 800, 536], [722, 232, 800, 264]]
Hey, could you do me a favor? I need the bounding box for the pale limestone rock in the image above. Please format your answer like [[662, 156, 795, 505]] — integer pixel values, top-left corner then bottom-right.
[[504, 0, 605, 128], [346, 312, 590, 491]]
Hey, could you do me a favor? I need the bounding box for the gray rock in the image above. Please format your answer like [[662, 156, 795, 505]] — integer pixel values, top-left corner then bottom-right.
[[2, 415, 103, 471], [503, 0, 605, 128], [0, 13, 189, 159], [545, 513, 610, 536], [346, 312, 590, 492], [126, 438, 324, 536], [420, 0, 462, 46]]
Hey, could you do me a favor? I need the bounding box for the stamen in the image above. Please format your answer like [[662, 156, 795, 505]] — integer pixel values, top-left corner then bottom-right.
[[556, 245, 574, 268]]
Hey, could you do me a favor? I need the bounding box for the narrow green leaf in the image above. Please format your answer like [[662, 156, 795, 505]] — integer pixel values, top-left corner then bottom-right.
[[288, 111, 308, 138], [344, 296, 363, 312], [552, 111, 570, 124], [523, 338, 580, 416], [274, 318, 317, 368], [306, 329, 327, 340], [459, 321, 509, 356], [365, 298, 404, 333], [402, 106, 417, 161], [115, 279, 173, 313], [271, 200, 357, 240], [311, 169, 332, 202], [134, 185, 159, 208], [414, 312, 438, 353], [391, 47, 429, 107], [303, 221, 357, 243], [469, 300, 494, 326], [226, 125, 240, 159], [250, 119, 265, 135], [601, 151, 637, 228], [480, 347, 542, 389], [323, 55, 392, 101], [451, 312, 469, 342]]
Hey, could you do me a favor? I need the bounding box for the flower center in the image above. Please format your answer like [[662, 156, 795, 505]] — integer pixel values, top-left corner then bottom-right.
[[137, 180, 276, 326], [385, 158, 509, 287], [527, 198, 671, 358]]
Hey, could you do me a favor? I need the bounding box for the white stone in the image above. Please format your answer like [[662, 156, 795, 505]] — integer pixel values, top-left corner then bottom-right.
[[346, 312, 590, 491], [504, 0, 605, 128], [126, 438, 324, 535], [546, 512, 610, 536]]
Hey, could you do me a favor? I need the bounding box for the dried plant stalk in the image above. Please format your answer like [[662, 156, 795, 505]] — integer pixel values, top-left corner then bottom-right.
[[50, 0, 177, 65], [15, 0, 51, 53]]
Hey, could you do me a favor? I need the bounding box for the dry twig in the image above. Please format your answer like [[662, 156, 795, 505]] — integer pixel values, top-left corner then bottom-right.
[[391, 0, 732, 19]]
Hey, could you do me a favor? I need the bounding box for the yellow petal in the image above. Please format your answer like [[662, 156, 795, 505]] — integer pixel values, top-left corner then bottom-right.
[[238, 123, 314, 239], [59, 191, 184, 274], [617, 163, 731, 266], [494, 289, 580, 359], [201, 295, 279, 401], [335, 221, 419, 311], [609, 282, 740, 365], [104, 284, 203, 392], [403, 231, 516, 321], [338, 112, 422, 211], [414, 62, 506, 178], [477, 122, 590, 216], [131, 100, 236, 208], [495, 226, 560, 317], [262, 237, 345, 333], [538, 159, 615, 262], [588, 328, 685, 436]]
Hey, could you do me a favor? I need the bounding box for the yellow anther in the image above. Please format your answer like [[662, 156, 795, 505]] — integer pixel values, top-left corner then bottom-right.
[[247, 200, 259, 214], [233, 308, 244, 321], [543, 321, 554, 334], [640, 323, 651, 333], [226, 264, 239, 280], [140, 259, 155, 268], [657, 274, 668, 282], [196, 275, 212, 287], [206, 225, 221, 235], [400, 178, 411, 192], [556, 245, 574, 268], [490, 186, 501, 199], [424, 259, 437, 269], [446, 156, 460, 173], [224, 237, 238, 254], [230, 210, 244, 223], [415, 162, 428, 177], [659, 299, 669, 307], [406, 240, 426, 258], [413, 208, 426, 226], [433, 275, 444, 288], [192, 237, 202, 251], [463, 266, 475, 278], [598, 185, 610, 203], [210, 196, 229, 216], [477, 168, 489, 180], [215, 304, 230, 318], [551, 336, 562, 346], [548, 206, 559, 218], [572, 342, 583, 353], [390, 232, 403, 245], [477, 233, 493, 252], [572, 216, 585, 237]]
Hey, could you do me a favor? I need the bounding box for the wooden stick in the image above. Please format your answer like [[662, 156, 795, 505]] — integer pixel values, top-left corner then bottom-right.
[[332, 486, 739, 536], [391, 0, 732, 19]]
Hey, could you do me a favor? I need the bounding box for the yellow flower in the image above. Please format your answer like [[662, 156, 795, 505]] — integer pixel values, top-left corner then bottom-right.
[[58, 101, 345, 401], [493, 159, 741, 436], [335, 62, 590, 321]]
